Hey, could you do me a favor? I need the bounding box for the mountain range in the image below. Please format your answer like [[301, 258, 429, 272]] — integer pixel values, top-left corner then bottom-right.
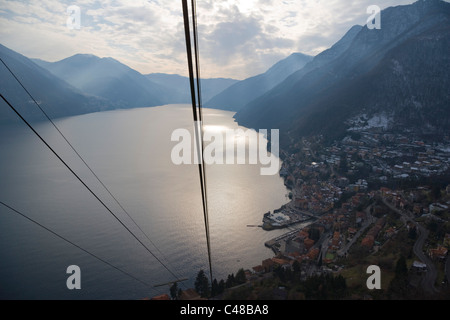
[[145, 73, 238, 103], [1, 0, 448, 146], [33, 55, 239, 108], [33, 51, 314, 112], [33, 54, 167, 109], [205, 52, 312, 111], [0, 41, 311, 122], [234, 0, 450, 144], [0, 44, 111, 122]]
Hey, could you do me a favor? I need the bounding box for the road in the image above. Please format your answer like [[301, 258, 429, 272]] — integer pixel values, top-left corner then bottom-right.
[[302, 232, 331, 277], [317, 232, 331, 262], [337, 205, 375, 257], [446, 252, 450, 284], [382, 198, 439, 294]]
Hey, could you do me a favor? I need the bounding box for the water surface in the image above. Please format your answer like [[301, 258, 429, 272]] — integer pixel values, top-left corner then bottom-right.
[[0, 105, 291, 299]]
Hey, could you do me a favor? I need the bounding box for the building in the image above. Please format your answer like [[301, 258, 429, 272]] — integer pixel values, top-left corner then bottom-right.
[[362, 235, 375, 248], [295, 198, 309, 210], [252, 265, 265, 275], [150, 294, 171, 300], [380, 187, 391, 197], [429, 203, 449, 213], [444, 233, 450, 248], [306, 248, 319, 260], [304, 238, 315, 250], [297, 229, 309, 240], [180, 288, 203, 300], [385, 227, 396, 238], [413, 204, 424, 215], [332, 231, 341, 249], [348, 227, 357, 237], [272, 257, 291, 268], [411, 261, 427, 273], [262, 258, 275, 272], [428, 246, 448, 260]]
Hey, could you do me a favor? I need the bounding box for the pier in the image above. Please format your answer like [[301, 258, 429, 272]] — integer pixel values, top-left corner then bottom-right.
[[262, 208, 315, 230], [264, 228, 306, 254]]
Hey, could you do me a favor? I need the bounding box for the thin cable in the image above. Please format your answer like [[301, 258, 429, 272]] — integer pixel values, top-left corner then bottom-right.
[[182, 0, 213, 283], [0, 57, 187, 289], [0, 93, 183, 285], [0, 200, 157, 291]]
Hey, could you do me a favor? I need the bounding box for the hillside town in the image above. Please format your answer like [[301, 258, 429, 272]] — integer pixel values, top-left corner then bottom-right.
[[156, 127, 450, 300], [145, 127, 450, 300], [247, 126, 450, 299]]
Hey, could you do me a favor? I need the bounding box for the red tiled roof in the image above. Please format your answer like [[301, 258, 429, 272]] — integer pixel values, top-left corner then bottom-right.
[[362, 235, 374, 248], [306, 248, 319, 260], [272, 258, 291, 266], [252, 265, 265, 273], [151, 294, 170, 300]]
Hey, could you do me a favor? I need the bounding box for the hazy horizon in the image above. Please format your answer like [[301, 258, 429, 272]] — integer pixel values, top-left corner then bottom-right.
[[0, 0, 422, 80]]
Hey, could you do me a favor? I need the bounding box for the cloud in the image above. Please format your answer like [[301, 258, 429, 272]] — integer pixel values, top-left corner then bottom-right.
[[202, 13, 262, 64], [0, 0, 422, 79]]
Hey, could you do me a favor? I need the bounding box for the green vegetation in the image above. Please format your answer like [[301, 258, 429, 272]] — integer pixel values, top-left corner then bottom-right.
[[388, 256, 409, 299], [194, 270, 210, 298], [193, 268, 249, 299], [169, 282, 182, 300]]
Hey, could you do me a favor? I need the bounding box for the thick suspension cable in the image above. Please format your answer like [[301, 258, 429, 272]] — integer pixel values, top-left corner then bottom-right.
[[182, 0, 213, 283], [191, 0, 212, 284]]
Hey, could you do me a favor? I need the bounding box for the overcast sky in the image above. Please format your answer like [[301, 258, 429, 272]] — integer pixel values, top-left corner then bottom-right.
[[0, 0, 420, 79]]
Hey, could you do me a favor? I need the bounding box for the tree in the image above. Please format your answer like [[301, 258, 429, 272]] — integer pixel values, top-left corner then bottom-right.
[[195, 270, 210, 298], [350, 132, 361, 141], [225, 273, 235, 288], [332, 275, 347, 299], [408, 226, 417, 240], [431, 185, 442, 201], [170, 282, 179, 300], [235, 268, 246, 285], [211, 279, 219, 297], [395, 256, 408, 277], [218, 280, 225, 291], [292, 260, 301, 281], [428, 220, 438, 233], [388, 256, 409, 299], [303, 274, 347, 300], [339, 155, 348, 173], [274, 265, 286, 282], [309, 228, 320, 242]]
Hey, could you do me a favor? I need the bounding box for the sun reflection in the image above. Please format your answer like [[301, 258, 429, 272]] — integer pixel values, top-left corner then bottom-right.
[[203, 125, 228, 133]]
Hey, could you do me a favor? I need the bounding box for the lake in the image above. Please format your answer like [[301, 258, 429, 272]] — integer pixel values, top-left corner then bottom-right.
[[0, 104, 292, 299]]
